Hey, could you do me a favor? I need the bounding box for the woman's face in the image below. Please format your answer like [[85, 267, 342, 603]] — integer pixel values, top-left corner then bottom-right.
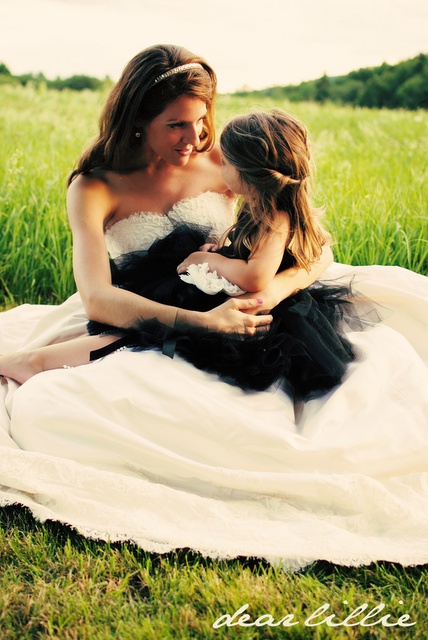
[[143, 96, 207, 166]]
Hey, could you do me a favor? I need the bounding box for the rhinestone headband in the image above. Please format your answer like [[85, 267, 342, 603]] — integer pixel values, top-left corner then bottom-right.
[[151, 63, 204, 87]]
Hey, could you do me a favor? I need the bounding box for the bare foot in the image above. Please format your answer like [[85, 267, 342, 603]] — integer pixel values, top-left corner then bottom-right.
[[0, 352, 43, 384]]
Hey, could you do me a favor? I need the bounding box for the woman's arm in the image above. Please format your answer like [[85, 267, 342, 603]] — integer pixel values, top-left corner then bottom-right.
[[67, 176, 273, 335]]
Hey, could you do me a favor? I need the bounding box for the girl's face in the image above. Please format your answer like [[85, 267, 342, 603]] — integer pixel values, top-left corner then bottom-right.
[[220, 155, 245, 195], [143, 96, 207, 166]]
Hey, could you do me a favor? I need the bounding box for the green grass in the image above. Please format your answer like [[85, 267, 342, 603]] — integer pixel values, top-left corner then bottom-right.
[[0, 84, 105, 306], [0, 85, 427, 307], [1, 507, 427, 639], [218, 95, 428, 274], [0, 85, 427, 638]]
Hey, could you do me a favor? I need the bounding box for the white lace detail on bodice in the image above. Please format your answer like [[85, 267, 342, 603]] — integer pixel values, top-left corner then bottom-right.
[[105, 191, 234, 258]]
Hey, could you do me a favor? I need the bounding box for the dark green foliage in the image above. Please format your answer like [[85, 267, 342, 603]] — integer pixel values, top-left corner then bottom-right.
[[47, 74, 109, 91], [0, 63, 111, 91], [314, 74, 331, 103], [0, 62, 11, 75], [235, 53, 428, 110]]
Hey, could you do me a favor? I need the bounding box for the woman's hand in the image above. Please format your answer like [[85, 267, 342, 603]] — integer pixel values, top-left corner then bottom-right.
[[179, 297, 273, 336], [236, 282, 278, 315]]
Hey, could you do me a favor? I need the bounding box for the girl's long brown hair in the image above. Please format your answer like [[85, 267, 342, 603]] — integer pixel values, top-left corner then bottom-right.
[[68, 44, 217, 184], [220, 109, 330, 271]]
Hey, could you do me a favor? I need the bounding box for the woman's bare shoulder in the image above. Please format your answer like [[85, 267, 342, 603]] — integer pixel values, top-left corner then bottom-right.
[[68, 169, 112, 192], [192, 144, 221, 168], [68, 170, 122, 200], [192, 145, 234, 197], [206, 144, 222, 167], [67, 171, 117, 224]]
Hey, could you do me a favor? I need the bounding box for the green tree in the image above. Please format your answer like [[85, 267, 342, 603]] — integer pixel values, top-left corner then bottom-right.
[[0, 62, 11, 75], [396, 74, 428, 109], [58, 75, 104, 91], [314, 74, 331, 103]]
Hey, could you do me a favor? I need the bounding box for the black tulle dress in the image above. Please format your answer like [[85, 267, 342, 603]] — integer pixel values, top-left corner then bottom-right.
[[88, 225, 362, 401]]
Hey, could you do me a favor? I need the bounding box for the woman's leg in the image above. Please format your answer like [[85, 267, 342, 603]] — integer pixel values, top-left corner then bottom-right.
[[0, 334, 121, 384]]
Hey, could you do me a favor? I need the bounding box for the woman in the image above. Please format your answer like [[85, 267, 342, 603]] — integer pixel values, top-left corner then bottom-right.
[[66, 44, 333, 337], [0, 45, 427, 569], [0, 109, 356, 400]]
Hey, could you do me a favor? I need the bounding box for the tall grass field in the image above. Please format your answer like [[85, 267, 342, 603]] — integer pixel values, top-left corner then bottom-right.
[[0, 84, 427, 308], [0, 84, 427, 638]]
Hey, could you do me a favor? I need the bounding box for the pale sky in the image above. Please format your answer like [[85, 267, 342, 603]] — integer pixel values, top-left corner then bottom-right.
[[0, 0, 427, 93]]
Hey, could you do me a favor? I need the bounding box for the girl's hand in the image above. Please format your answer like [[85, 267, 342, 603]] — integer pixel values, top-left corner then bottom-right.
[[199, 243, 218, 252], [177, 251, 211, 275], [198, 298, 273, 336]]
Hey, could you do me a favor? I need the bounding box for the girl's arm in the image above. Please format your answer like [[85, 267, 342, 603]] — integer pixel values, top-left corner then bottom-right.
[[67, 176, 273, 335], [239, 243, 334, 312], [177, 211, 290, 292]]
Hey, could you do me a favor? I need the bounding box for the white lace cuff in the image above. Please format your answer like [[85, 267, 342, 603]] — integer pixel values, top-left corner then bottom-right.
[[179, 263, 246, 296]]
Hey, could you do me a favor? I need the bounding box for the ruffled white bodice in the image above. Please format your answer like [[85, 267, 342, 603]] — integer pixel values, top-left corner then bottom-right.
[[105, 191, 234, 258]]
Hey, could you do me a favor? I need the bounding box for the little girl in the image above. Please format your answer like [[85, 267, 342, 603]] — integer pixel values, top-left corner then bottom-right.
[[0, 110, 361, 399]]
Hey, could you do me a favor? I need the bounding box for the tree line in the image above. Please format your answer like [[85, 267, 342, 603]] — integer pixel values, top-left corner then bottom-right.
[[0, 62, 110, 91], [1, 54, 427, 109], [235, 54, 428, 110]]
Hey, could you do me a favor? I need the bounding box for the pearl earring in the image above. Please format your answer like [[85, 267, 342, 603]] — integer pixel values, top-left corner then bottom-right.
[[135, 132, 141, 138]]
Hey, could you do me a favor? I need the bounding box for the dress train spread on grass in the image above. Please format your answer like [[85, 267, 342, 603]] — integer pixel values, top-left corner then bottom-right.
[[0, 192, 427, 569]]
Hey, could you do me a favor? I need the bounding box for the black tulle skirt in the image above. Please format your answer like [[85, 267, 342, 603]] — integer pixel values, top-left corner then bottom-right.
[[88, 226, 364, 401]]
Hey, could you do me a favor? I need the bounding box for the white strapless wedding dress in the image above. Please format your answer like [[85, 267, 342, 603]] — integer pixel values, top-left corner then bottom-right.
[[0, 191, 427, 569]]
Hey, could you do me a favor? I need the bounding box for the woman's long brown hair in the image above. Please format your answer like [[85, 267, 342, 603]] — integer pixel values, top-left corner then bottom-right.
[[68, 44, 217, 184]]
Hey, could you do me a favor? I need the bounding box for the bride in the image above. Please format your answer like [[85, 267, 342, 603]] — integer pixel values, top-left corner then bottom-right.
[[0, 44, 427, 569]]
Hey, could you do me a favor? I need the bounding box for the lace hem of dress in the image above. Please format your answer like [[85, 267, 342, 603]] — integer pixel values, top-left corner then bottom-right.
[[2, 495, 428, 571], [1, 448, 428, 571]]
